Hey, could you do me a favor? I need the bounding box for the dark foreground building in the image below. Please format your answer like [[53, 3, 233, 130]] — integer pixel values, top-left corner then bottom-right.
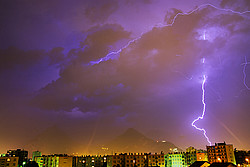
[[189, 161, 210, 167], [6, 149, 28, 167]]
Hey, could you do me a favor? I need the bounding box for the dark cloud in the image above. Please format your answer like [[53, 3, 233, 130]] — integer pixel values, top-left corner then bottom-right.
[[0, 47, 61, 97], [0, 0, 104, 50], [31, 6, 250, 149], [1, 1, 250, 153], [31, 24, 131, 112], [79, 24, 131, 62], [30, 7, 234, 116], [0, 47, 45, 72], [84, 0, 119, 23], [220, 0, 250, 11]]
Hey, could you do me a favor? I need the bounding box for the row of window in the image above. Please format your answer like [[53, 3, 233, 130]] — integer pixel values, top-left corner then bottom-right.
[[149, 163, 164, 165], [113, 155, 164, 159]]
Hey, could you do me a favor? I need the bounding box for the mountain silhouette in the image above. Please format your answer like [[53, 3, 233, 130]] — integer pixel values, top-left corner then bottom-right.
[[97, 128, 179, 154]]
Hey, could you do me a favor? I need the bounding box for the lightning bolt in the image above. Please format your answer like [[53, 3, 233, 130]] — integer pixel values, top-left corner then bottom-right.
[[89, 4, 250, 66], [191, 75, 212, 146], [89, 36, 142, 65], [86, 3, 250, 145], [243, 56, 250, 90]]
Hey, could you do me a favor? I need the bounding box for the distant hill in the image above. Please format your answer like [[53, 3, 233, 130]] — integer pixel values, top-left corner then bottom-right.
[[24, 125, 74, 154], [24, 127, 180, 155], [94, 128, 180, 154]]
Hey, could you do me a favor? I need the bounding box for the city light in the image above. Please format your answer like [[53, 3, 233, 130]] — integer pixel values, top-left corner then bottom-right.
[[1, 2, 250, 167]]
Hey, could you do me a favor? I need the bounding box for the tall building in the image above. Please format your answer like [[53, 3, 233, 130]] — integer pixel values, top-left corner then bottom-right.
[[6, 149, 28, 167], [186, 146, 197, 166], [207, 142, 236, 165]]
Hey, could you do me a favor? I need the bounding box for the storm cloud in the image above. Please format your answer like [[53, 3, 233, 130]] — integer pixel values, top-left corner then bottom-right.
[[0, 0, 250, 153]]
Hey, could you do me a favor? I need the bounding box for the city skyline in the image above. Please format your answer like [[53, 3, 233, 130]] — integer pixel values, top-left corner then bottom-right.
[[1, 142, 250, 167], [0, 0, 250, 154]]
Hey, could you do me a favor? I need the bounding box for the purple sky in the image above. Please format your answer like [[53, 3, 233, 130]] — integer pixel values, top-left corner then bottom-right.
[[1, 0, 250, 153]]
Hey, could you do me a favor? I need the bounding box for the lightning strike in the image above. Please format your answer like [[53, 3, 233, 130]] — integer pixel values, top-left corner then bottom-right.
[[87, 3, 250, 145], [191, 75, 212, 146], [243, 56, 250, 90], [89, 4, 250, 66], [89, 36, 142, 65]]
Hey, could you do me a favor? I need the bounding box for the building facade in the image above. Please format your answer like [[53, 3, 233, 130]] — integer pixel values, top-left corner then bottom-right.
[[0, 157, 19, 167], [165, 152, 187, 167], [6, 149, 28, 167], [106, 153, 165, 167], [207, 142, 236, 164], [186, 147, 197, 166], [35, 154, 73, 167], [148, 153, 165, 167], [32, 151, 42, 161]]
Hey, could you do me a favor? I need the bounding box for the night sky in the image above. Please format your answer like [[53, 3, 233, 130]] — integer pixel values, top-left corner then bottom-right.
[[1, 0, 250, 154]]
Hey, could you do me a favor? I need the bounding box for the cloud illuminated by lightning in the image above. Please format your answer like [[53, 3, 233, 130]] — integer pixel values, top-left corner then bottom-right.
[[87, 3, 250, 145], [88, 4, 250, 66]]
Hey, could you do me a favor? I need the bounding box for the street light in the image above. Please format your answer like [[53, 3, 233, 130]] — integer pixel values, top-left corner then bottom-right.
[[245, 158, 249, 167]]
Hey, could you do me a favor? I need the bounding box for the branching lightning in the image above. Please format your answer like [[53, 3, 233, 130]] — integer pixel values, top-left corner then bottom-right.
[[243, 56, 250, 90], [87, 3, 250, 145], [191, 75, 212, 146], [89, 36, 142, 65], [89, 4, 250, 65]]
